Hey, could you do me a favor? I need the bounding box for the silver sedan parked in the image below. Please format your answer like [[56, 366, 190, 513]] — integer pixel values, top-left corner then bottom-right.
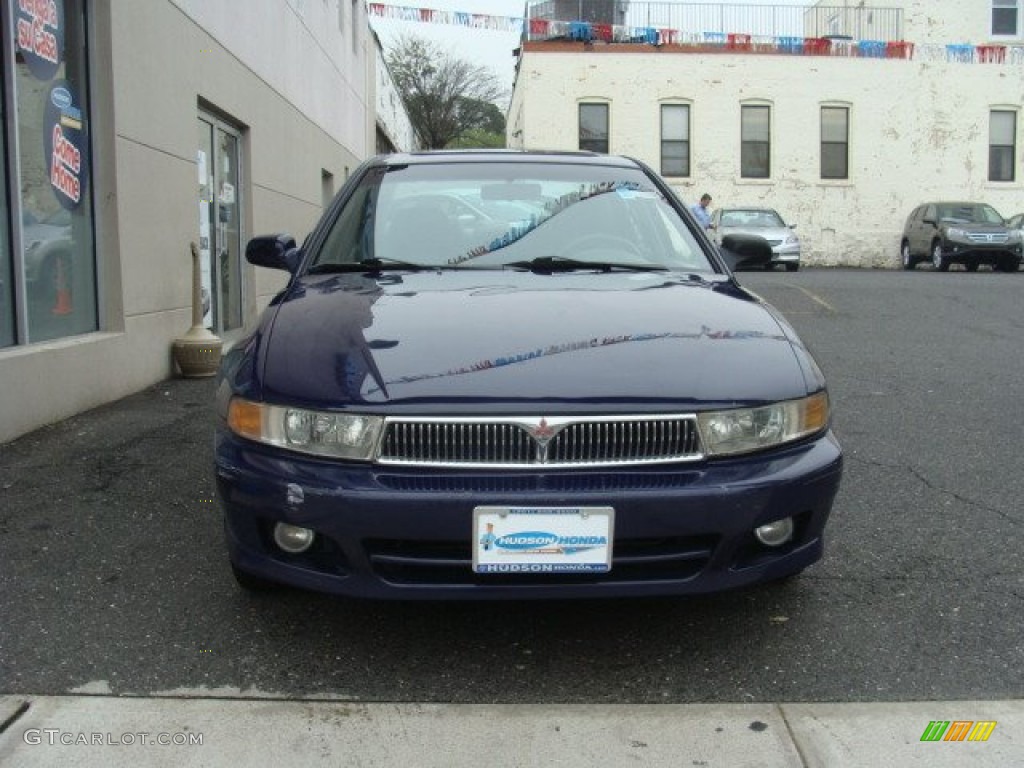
[[710, 207, 801, 272]]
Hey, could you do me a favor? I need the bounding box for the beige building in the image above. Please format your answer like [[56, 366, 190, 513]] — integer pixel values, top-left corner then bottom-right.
[[509, 1, 1024, 267], [0, 0, 414, 443]]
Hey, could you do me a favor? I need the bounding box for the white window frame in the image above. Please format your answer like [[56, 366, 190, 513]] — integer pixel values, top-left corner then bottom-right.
[[992, 0, 1019, 37], [989, 109, 1017, 182], [740, 103, 771, 180], [660, 103, 691, 178]]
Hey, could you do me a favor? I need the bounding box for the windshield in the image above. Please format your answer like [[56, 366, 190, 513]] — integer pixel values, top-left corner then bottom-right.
[[311, 161, 715, 273], [720, 209, 785, 228], [936, 203, 1004, 224]]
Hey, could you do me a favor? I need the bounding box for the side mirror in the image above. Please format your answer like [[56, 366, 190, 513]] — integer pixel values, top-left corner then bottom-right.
[[719, 233, 773, 272], [246, 234, 301, 273]]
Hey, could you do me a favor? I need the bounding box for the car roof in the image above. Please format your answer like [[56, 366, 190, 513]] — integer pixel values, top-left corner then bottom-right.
[[374, 149, 642, 169]]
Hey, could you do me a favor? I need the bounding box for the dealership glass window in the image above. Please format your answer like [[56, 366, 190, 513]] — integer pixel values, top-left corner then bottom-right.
[[4, 0, 97, 345], [1, 88, 12, 348], [579, 103, 609, 154], [989, 110, 1016, 181], [992, 0, 1019, 36], [660, 104, 690, 177], [741, 105, 770, 178], [821, 107, 849, 180]]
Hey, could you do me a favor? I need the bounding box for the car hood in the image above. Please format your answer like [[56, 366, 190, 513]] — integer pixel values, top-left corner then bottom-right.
[[718, 225, 794, 242], [938, 219, 1009, 233], [259, 271, 814, 410]]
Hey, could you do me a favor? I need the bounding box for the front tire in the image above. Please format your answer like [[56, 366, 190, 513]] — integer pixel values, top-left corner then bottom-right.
[[932, 241, 949, 271], [900, 241, 916, 270], [785, 262, 799, 272]]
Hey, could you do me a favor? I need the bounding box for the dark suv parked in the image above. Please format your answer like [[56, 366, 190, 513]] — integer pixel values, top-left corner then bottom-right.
[[900, 202, 1022, 272]]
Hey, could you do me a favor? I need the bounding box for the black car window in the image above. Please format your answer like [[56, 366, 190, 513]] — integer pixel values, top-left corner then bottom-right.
[[316, 167, 385, 265]]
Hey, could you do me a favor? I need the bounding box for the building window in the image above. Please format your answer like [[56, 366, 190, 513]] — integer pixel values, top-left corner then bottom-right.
[[741, 105, 770, 178], [352, 0, 360, 52], [579, 103, 609, 154], [821, 107, 849, 179], [992, 0, 1019, 36], [989, 110, 1016, 181], [660, 104, 690, 177], [3, 0, 97, 347], [197, 113, 245, 334]]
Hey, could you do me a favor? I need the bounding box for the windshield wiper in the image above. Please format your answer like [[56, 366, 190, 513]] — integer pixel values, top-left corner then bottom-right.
[[503, 256, 668, 274], [307, 258, 430, 274]]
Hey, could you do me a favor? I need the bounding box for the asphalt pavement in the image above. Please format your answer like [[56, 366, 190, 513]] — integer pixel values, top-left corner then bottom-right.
[[1, 268, 1022, 766]]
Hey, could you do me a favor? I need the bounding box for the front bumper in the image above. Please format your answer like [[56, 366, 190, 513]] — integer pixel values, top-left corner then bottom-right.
[[940, 239, 1022, 265], [215, 428, 843, 600], [770, 245, 800, 264]]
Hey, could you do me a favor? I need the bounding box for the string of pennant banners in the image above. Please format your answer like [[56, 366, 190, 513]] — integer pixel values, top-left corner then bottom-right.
[[367, 3, 1024, 64], [367, 3, 525, 32]]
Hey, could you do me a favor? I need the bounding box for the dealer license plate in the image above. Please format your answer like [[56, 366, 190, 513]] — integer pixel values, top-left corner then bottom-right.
[[472, 506, 614, 574]]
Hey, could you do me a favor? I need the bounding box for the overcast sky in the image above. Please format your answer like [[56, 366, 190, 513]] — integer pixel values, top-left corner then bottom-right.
[[369, 0, 812, 98]]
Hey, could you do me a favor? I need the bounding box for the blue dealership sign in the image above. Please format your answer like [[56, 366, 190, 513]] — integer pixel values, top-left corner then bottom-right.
[[15, 0, 65, 81], [43, 81, 88, 210]]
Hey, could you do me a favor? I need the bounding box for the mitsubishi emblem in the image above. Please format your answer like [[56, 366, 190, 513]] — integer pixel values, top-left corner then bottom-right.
[[529, 417, 557, 445]]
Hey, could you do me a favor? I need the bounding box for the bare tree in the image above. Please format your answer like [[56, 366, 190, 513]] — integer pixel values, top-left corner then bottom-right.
[[386, 35, 507, 150]]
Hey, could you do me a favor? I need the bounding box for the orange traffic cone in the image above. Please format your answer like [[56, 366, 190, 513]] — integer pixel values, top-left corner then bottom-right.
[[52, 257, 72, 316]]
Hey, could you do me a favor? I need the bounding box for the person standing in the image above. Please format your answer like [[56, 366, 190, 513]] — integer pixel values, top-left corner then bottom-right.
[[690, 193, 713, 230]]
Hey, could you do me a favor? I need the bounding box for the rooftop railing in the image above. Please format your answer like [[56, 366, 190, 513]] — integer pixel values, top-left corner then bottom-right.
[[527, 1, 903, 42]]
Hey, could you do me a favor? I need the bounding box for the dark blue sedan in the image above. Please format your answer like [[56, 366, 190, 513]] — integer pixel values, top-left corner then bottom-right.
[[215, 150, 842, 599]]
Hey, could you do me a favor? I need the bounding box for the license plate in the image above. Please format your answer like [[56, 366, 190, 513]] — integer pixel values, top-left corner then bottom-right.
[[472, 506, 614, 574]]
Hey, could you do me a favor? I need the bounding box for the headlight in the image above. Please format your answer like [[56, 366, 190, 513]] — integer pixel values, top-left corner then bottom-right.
[[783, 234, 798, 245], [697, 392, 829, 457], [227, 398, 383, 460], [946, 227, 968, 240], [1007, 230, 1022, 243]]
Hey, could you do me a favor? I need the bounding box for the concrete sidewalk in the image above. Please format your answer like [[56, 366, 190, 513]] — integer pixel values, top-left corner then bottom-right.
[[1, 695, 1021, 767]]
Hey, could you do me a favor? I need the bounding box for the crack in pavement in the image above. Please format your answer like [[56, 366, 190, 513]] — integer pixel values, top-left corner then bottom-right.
[[844, 454, 1020, 524]]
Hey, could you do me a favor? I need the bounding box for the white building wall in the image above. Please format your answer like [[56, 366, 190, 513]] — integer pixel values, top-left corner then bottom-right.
[[509, 46, 1024, 267], [172, 0, 371, 158], [816, 1, 1014, 45], [374, 39, 419, 152], [888, 1, 1006, 45]]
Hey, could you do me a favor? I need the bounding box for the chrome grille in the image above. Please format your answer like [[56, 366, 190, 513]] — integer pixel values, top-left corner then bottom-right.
[[547, 419, 700, 464], [967, 232, 1008, 244], [381, 421, 534, 464], [378, 416, 702, 468]]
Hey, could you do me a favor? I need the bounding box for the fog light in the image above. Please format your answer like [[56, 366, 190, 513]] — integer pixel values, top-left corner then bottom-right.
[[273, 522, 315, 554], [754, 517, 794, 547]]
